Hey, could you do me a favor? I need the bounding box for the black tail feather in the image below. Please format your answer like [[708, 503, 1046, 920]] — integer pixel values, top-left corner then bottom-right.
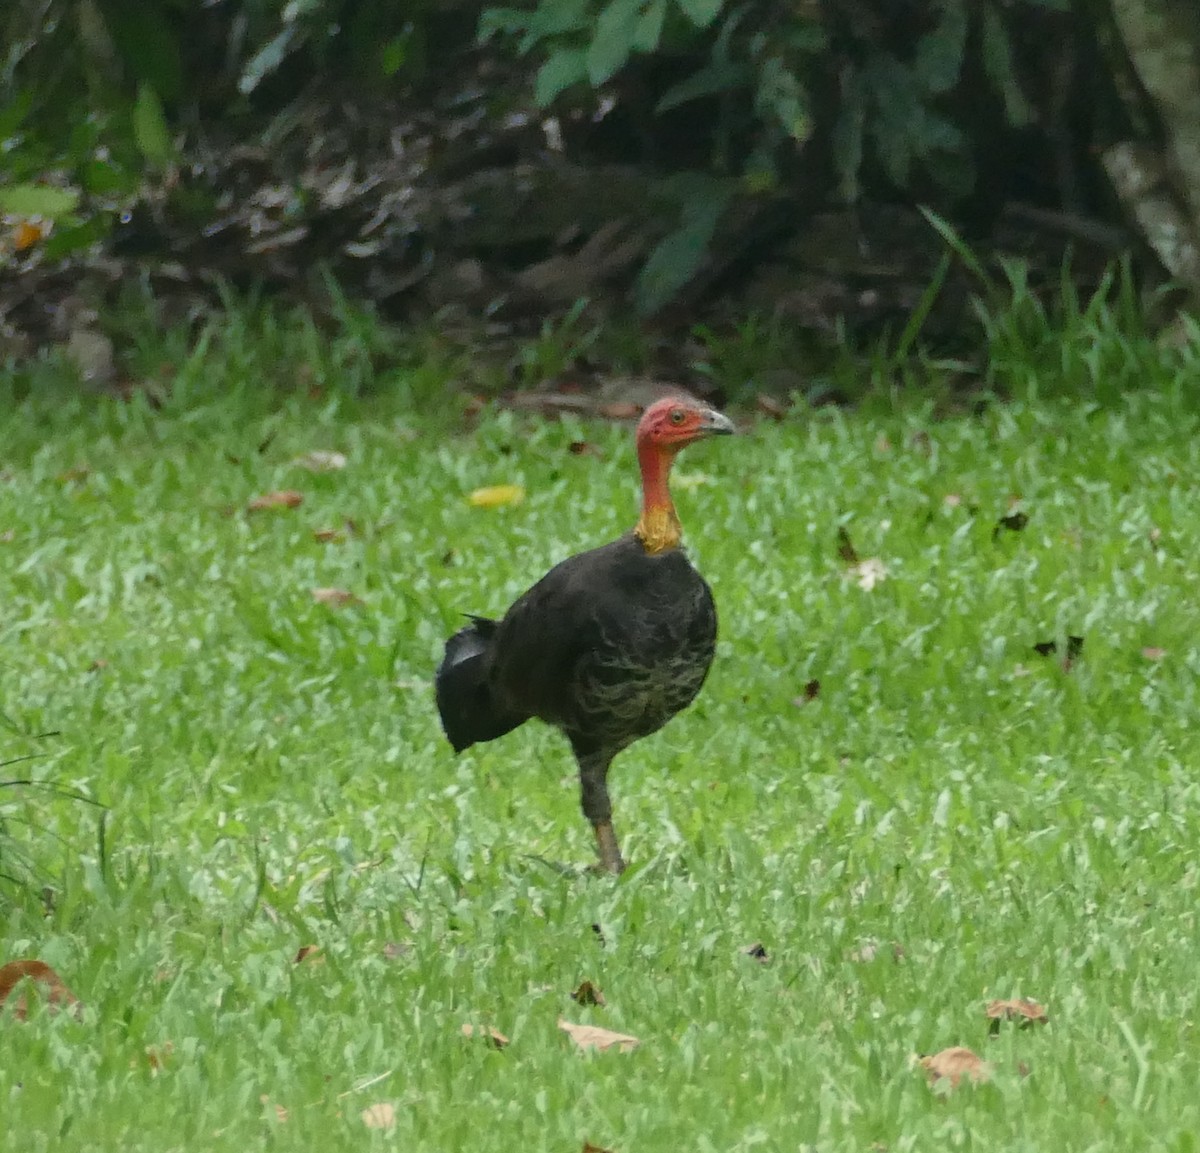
[[435, 617, 527, 752]]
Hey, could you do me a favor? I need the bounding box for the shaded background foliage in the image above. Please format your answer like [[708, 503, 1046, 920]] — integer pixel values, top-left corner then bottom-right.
[[2, 0, 1199, 387]]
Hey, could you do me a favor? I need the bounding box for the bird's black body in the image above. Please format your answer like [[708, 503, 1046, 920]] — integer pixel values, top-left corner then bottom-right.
[[435, 533, 718, 870], [437, 534, 716, 755]]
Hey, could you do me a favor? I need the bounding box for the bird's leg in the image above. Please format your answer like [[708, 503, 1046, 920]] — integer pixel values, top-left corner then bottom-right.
[[577, 751, 625, 874]]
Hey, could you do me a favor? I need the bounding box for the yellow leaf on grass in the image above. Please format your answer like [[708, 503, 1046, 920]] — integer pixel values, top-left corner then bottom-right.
[[468, 484, 525, 508], [558, 1018, 639, 1053]]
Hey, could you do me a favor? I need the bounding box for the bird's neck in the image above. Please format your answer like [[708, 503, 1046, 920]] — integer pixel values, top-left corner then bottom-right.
[[634, 444, 682, 554]]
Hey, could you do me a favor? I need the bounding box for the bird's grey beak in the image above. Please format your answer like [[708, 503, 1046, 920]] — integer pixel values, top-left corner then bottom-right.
[[700, 409, 735, 436]]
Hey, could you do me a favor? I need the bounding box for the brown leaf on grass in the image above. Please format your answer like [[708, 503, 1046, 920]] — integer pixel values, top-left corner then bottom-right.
[[1033, 635, 1084, 671], [313, 527, 344, 543], [986, 998, 1048, 1033], [943, 493, 962, 508], [792, 679, 821, 707], [143, 1042, 175, 1074], [742, 942, 770, 964], [0, 959, 81, 1021], [836, 527, 860, 564], [293, 944, 323, 965], [583, 1143, 614, 1153], [248, 489, 303, 512], [918, 1046, 991, 1088], [569, 441, 602, 457], [311, 587, 362, 607], [260, 1094, 289, 1123], [571, 980, 606, 1007], [1142, 646, 1167, 661], [361, 1102, 396, 1130], [994, 510, 1029, 536], [292, 450, 347, 472], [558, 1019, 639, 1053], [382, 941, 411, 960], [461, 1022, 510, 1049]]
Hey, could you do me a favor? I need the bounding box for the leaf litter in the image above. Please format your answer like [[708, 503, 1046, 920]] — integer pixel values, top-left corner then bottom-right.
[[460, 1023, 510, 1049], [917, 1046, 991, 1089], [558, 1019, 639, 1053], [247, 490, 304, 512], [836, 527, 888, 590], [986, 998, 1049, 1033], [0, 959, 82, 1021], [571, 980, 606, 1007]]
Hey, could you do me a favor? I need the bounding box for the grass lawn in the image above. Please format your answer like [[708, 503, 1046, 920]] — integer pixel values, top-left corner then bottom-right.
[[3, 320, 1200, 1151]]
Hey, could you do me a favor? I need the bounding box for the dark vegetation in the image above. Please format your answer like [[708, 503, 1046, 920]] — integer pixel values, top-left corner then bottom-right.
[[3, 0, 1200, 397]]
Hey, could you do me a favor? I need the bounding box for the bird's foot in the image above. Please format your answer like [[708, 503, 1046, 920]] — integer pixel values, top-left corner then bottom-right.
[[593, 821, 626, 875]]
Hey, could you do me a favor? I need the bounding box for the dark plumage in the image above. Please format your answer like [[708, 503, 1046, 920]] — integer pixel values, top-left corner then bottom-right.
[[435, 396, 733, 872]]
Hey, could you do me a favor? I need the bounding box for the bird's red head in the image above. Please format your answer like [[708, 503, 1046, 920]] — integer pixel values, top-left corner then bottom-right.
[[636, 396, 735, 453], [634, 396, 733, 554]]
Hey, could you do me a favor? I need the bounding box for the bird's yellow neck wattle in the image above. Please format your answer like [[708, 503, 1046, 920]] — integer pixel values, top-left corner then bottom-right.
[[634, 443, 682, 554]]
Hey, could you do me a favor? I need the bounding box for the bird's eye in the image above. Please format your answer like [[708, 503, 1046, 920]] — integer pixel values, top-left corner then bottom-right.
[[669, 409, 685, 425]]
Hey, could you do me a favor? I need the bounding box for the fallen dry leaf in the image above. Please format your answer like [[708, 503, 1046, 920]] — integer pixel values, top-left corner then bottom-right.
[[461, 1022, 510, 1049], [468, 484, 525, 508], [571, 980, 606, 1007], [994, 510, 1029, 536], [248, 490, 303, 512], [986, 998, 1048, 1032], [583, 1143, 614, 1153], [918, 1046, 991, 1089], [143, 1042, 175, 1074], [260, 1094, 289, 1123], [943, 493, 962, 508], [382, 941, 411, 960], [1141, 646, 1167, 661], [293, 945, 323, 965], [1033, 635, 1084, 671], [742, 942, 770, 964], [0, 959, 81, 1021], [361, 1102, 396, 1130], [569, 441, 602, 457], [558, 1019, 639, 1053], [850, 557, 889, 591], [313, 527, 344, 543], [311, 587, 362, 607], [292, 450, 347, 472]]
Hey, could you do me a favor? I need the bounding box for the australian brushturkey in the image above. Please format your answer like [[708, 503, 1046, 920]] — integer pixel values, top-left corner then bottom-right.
[[435, 395, 734, 873]]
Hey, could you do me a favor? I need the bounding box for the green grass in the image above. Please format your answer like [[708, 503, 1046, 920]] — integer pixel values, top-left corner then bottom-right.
[[5, 308, 1200, 1151]]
